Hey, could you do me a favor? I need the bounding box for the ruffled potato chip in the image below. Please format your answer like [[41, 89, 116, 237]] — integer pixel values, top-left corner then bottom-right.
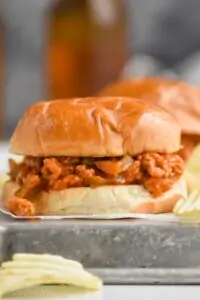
[[173, 190, 200, 221], [183, 144, 200, 192], [0, 254, 102, 298]]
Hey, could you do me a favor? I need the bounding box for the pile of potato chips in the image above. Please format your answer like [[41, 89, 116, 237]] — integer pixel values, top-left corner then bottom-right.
[[174, 145, 200, 220], [0, 254, 102, 298]]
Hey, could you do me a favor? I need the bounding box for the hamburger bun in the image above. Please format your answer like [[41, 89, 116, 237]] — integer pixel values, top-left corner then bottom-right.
[[3, 179, 186, 215], [99, 77, 200, 135], [10, 97, 181, 157]]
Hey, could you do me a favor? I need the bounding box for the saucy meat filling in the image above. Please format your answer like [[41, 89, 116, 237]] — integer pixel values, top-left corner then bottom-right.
[[9, 152, 184, 199]]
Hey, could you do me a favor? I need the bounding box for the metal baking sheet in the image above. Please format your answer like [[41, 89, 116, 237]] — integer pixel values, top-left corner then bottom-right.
[[1, 213, 200, 284]]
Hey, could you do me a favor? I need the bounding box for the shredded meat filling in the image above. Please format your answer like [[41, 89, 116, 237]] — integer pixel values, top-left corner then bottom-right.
[[8, 153, 184, 200]]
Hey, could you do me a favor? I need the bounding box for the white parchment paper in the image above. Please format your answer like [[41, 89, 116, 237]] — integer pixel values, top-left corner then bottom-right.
[[0, 203, 179, 222]]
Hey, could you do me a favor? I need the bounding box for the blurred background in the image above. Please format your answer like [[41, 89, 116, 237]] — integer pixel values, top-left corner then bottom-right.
[[1, 0, 200, 138]]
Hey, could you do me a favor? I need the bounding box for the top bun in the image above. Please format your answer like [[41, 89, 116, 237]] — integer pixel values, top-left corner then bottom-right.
[[99, 77, 200, 135], [10, 97, 181, 157]]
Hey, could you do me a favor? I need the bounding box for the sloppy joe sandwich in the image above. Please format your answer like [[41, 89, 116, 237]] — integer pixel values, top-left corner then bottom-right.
[[99, 77, 200, 161], [3, 97, 185, 216]]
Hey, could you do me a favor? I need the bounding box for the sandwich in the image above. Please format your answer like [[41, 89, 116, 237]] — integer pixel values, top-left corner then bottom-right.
[[3, 97, 185, 216], [99, 77, 200, 161]]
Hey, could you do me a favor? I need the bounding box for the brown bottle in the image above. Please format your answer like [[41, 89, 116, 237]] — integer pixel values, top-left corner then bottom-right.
[[47, 0, 127, 99]]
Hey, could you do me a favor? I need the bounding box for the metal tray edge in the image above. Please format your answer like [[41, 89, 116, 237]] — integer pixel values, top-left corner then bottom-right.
[[90, 268, 200, 284]]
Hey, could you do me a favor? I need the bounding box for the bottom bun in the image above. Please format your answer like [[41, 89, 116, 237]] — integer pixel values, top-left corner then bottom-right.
[[3, 179, 187, 216]]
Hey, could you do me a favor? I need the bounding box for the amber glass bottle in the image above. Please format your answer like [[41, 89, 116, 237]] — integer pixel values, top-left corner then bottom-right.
[[47, 0, 127, 99]]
